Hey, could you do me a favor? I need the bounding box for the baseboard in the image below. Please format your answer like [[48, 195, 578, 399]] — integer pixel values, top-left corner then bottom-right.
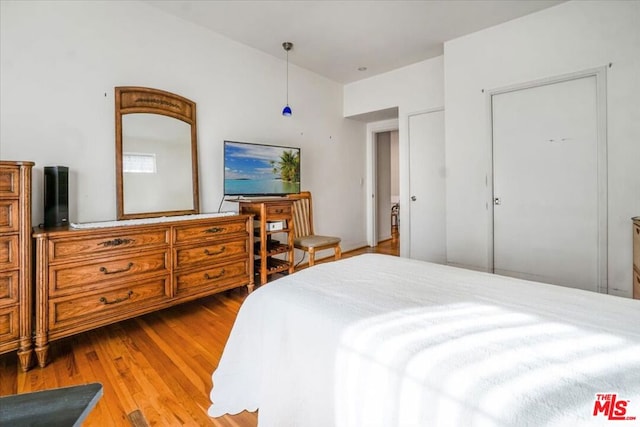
[[446, 261, 490, 273]]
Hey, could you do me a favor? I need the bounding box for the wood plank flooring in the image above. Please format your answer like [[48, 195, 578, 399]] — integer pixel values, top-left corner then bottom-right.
[[0, 239, 398, 426]]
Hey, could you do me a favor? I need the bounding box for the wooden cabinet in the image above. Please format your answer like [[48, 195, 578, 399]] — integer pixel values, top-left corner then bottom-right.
[[33, 214, 253, 367], [633, 217, 639, 299], [0, 161, 34, 371], [239, 199, 294, 285]]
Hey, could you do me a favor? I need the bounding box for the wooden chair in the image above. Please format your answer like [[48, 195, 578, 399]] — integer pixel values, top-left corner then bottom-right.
[[287, 191, 341, 266]]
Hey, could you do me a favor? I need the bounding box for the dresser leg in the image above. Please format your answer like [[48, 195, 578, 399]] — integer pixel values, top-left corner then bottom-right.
[[246, 283, 255, 294], [35, 344, 49, 368], [17, 347, 33, 372]]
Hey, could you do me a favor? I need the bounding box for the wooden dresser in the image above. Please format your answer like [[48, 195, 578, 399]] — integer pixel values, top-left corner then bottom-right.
[[0, 161, 34, 371], [32, 213, 253, 367], [633, 217, 639, 299]]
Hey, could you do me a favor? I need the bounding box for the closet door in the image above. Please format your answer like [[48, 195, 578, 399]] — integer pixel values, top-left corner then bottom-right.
[[408, 109, 446, 263], [492, 75, 603, 291]]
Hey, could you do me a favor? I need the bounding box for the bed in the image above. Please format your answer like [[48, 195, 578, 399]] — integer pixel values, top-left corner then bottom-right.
[[208, 254, 640, 426]]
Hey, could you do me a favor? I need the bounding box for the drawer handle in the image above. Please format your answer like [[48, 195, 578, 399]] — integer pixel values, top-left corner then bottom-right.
[[100, 262, 134, 275], [274, 209, 283, 213], [204, 227, 224, 234], [99, 238, 134, 247], [204, 246, 226, 256], [99, 290, 133, 305], [204, 269, 226, 280]]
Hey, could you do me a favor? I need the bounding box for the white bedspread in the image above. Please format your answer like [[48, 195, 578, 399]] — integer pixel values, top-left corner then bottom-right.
[[208, 254, 640, 426]]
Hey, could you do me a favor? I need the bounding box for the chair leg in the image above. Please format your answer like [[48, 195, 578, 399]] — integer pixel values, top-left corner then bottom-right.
[[335, 245, 342, 260], [309, 250, 315, 266]]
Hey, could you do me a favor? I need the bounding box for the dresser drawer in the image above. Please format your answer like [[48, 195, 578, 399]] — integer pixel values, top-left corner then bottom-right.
[[0, 167, 19, 198], [0, 201, 19, 233], [174, 239, 248, 269], [0, 235, 19, 271], [49, 229, 168, 261], [50, 251, 168, 294], [175, 259, 248, 296], [0, 271, 18, 306], [49, 277, 170, 331], [0, 305, 19, 343], [173, 219, 247, 244]]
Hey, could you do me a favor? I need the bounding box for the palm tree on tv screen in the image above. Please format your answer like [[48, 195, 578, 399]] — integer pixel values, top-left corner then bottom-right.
[[271, 150, 300, 183]]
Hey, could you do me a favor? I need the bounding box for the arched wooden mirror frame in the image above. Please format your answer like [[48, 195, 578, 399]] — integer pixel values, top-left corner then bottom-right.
[[115, 86, 199, 220]]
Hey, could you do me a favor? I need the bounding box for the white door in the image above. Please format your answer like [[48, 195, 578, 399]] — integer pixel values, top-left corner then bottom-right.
[[492, 75, 603, 291], [408, 110, 446, 263]]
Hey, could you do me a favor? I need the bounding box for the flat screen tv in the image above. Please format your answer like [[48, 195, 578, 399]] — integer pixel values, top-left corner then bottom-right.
[[224, 140, 301, 196]]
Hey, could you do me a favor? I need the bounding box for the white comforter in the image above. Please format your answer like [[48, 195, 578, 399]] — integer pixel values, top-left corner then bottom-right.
[[208, 254, 640, 426]]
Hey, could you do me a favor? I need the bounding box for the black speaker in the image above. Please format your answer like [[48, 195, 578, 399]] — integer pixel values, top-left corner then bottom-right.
[[44, 166, 69, 227]]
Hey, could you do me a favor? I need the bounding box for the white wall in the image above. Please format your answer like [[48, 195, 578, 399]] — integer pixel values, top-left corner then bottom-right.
[[0, 0, 367, 251], [444, 0, 640, 297], [344, 57, 444, 256]]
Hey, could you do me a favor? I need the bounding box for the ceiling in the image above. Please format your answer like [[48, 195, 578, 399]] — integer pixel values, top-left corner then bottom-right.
[[146, 0, 565, 84]]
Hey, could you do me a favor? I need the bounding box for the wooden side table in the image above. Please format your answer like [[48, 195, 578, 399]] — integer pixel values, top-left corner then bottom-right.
[[238, 199, 295, 285]]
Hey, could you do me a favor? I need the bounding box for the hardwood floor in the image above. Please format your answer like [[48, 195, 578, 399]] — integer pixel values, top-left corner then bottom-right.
[[0, 239, 398, 426]]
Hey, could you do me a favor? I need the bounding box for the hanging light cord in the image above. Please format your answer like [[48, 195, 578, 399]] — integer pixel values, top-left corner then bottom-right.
[[282, 42, 293, 116]]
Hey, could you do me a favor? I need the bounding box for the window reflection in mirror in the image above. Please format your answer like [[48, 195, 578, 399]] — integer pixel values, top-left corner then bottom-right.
[[123, 152, 156, 174]]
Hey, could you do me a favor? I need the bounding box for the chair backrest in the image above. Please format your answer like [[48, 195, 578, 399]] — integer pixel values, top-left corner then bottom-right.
[[287, 191, 314, 238]]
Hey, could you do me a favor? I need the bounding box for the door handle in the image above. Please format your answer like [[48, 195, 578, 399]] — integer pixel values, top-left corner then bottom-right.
[[494, 197, 502, 205], [411, 196, 417, 201]]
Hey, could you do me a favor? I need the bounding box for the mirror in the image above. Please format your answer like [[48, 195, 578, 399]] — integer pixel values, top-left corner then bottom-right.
[[115, 87, 199, 219]]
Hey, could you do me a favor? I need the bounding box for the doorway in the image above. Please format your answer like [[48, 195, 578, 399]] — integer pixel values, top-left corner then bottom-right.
[[375, 131, 399, 243], [490, 68, 607, 292], [366, 119, 398, 248]]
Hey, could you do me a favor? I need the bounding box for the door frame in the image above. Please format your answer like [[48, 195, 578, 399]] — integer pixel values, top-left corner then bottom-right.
[[366, 119, 398, 247], [486, 66, 608, 292]]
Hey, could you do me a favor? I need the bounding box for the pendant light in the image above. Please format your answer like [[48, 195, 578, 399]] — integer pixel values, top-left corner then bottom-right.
[[282, 42, 293, 116]]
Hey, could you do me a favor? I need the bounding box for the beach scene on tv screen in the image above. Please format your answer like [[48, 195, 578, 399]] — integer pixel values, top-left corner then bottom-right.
[[224, 142, 300, 195]]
